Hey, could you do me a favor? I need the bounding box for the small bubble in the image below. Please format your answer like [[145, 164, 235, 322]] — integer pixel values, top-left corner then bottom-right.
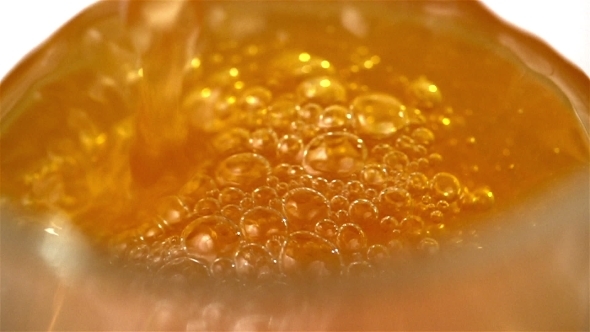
[[352, 93, 409, 138], [461, 187, 495, 211], [210, 257, 236, 280], [156, 257, 210, 284], [395, 135, 415, 154], [297, 103, 323, 122], [235, 243, 274, 280], [337, 223, 368, 254], [312, 177, 329, 193], [318, 105, 353, 130], [346, 180, 364, 199], [328, 179, 345, 194], [383, 150, 409, 172], [240, 206, 287, 244], [400, 216, 424, 236], [346, 261, 373, 278], [252, 186, 278, 206], [238, 86, 272, 112], [359, 164, 388, 188], [155, 196, 189, 228], [407, 172, 429, 194], [265, 234, 287, 258], [250, 128, 278, 157], [366, 244, 390, 268], [370, 143, 393, 162], [195, 197, 221, 216], [411, 127, 435, 146], [221, 204, 243, 224], [283, 187, 330, 231], [181, 215, 240, 262], [407, 77, 442, 109], [378, 187, 411, 212], [267, 98, 298, 131], [297, 76, 347, 105], [417, 237, 440, 255], [180, 174, 217, 201], [218, 187, 246, 206], [212, 128, 251, 156], [275, 182, 290, 197], [216, 153, 271, 190], [315, 219, 339, 241], [348, 199, 379, 227], [431, 172, 461, 201], [429, 210, 444, 224], [280, 231, 342, 279], [331, 209, 349, 224], [303, 132, 368, 178], [330, 195, 350, 211], [428, 153, 443, 166], [277, 134, 304, 163]]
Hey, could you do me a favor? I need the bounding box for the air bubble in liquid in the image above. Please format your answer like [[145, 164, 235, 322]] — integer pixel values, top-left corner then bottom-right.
[[240, 206, 287, 244], [431, 172, 461, 201], [352, 93, 409, 138], [297, 76, 347, 106], [303, 132, 367, 178], [234, 243, 274, 280], [181, 215, 240, 262], [215, 153, 271, 190], [276, 134, 304, 163], [348, 199, 379, 227], [279, 231, 342, 279], [155, 195, 189, 228], [218, 187, 246, 206], [283, 187, 330, 231], [194, 197, 220, 216], [318, 105, 353, 130], [383, 150, 409, 172], [252, 186, 278, 206], [337, 223, 368, 254], [250, 128, 278, 157]]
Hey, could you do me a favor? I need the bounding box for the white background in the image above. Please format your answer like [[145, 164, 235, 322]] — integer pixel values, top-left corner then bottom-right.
[[0, 1, 588, 80]]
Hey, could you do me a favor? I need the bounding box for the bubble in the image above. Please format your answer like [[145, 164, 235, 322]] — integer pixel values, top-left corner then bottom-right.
[[428, 153, 443, 165], [395, 135, 415, 154], [155, 195, 189, 228], [240, 206, 287, 244], [429, 210, 444, 224], [279, 231, 342, 279], [399, 215, 424, 236], [331, 209, 349, 225], [360, 164, 388, 187], [330, 195, 349, 211], [411, 127, 435, 146], [346, 261, 373, 278], [180, 174, 217, 201], [290, 119, 319, 141], [194, 197, 220, 216], [303, 132, 367, 178], [378, 187, 411, 212], [240, 196, 254, 210], [461, 187, 495, 211], [431, 172, 461, 201], [265, 235, 287, 258], [311, 177, 329, 193], [383, 150, 409, 171], [407, 172, 429, 194], [252, 186, 278, 206], [417, 237, 440, 255], [370, 143, 393, 162], [346, 180, 364, 200], [215, 153, 271, 190], [299, 174, 314, 187], [351, 93, 409, 138], [277, 134, 304, 163], [275, 182, 290, 197], [221, 204, 242, 224], [337, 223, 368, 254], [297, 76, 347, 106], [366, 244, 390, 268], [297, 103, 323, 121], [238, 86, 272, 112], [156, 257, 210, 285], [328, 179, 345, 195], [218, 187, 246, 206], [318, 105, 353, 130], [348, 199, 379, 226], [212, 128, 251, 156], [315, 219, 339, 241], [235, 243, 274, 280], [267, 98, 298, 131], [250, 128, 278, 157], [407, 77, 442, 109], [181, 215, 240, 262], [283, 187, 330, 231], [210, 257, 237, 280]]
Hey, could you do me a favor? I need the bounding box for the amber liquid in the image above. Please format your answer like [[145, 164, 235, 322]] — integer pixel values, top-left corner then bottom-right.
[[1, 1, 588, 282]]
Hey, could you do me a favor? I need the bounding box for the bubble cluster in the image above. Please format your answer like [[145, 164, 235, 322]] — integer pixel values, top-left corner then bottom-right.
[[20, 39, 495, 283]]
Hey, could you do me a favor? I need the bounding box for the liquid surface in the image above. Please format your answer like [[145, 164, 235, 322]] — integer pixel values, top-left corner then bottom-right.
[[1, 1, 588, 284]]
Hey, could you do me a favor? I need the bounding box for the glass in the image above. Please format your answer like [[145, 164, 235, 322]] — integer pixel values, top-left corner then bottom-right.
[[1, 1, 588, 330]]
